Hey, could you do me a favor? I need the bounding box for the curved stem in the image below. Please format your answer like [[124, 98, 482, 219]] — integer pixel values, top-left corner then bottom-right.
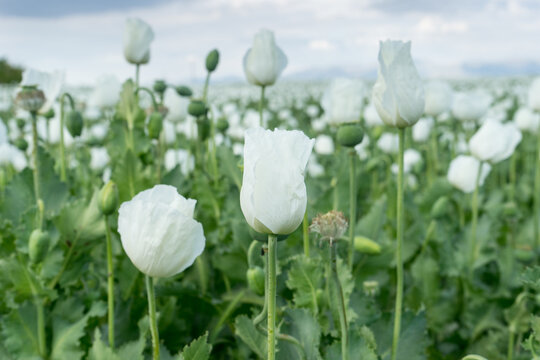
[[267, 235, 277, 360], [348, 150, 356, 270], [259, 86, 266, 128], [303, 210, 310, 257], [469, 162, 482, 274], [253, 245, 268, 326], [105, 215, 115, 349], [391, 128, 405, 360], [331, 243, 349, 360], [145, 275, 160, 360], [134, 87, 159, 111], [202, 72, 211, 103]]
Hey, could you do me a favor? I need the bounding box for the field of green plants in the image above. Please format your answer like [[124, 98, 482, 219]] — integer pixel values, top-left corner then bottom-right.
[[2, 18, 540, 360]]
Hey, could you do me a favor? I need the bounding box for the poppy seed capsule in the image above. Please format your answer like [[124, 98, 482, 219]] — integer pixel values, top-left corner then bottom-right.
[[337, 123, 364, 147], [99, 181, 119, 216], [216, 118, 229, 133], [188, 100, 207, 117], [205, 49, 220, 73], [16, 85, 45, 112], [66, 111, 84, 137], [153, 80, 167, 95], [29, 229, 50, 264]]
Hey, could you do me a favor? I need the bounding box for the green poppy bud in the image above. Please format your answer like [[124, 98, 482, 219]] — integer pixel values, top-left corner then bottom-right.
[[16, 118, 26, 129], [14, 138, 28, 151], [29, 229, 50, 264], [147, 112, 163, 140], [66, 111, 84, 137], [43, 108, 55, 119], [188, 100, 207, 118], [153, 80, 167, 95], [99, 181, 119, 216], [354, 236, 381, 254], [176, 86, 193, 98], [337, 123, 364, 147], [205, 49, 220, 73], [431, 196, 451, 219], [247, 266, 265, 295], [216, 118, 229, 133]]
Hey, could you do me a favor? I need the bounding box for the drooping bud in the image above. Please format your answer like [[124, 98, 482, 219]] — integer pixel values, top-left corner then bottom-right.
[[99, 181, 119, 216], [309, 210, 348, 245], [16, 85, 45, 112], [337, 123, 364, 147], [66, 111, 84, 137], [176, 86, 193, 98], [205, 49, 220, 73], [14, 138, 28, 151], [188, 100, 207, 118], [353, 236, 381, 254], [247, 266, 265, 295], [147, 112, 163, 140], [29, 229, 50, 264]]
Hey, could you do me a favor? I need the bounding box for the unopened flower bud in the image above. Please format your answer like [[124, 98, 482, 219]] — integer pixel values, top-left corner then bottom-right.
[[247, 266, 265, 295], [16, 118, 26, 129], [66, 111, 84, 137], [99, 181, 119, 216], [354, 236, 381, 254], [176, 86, 193, 98], [16, 85, 45, 112], [205, 49, 220, 73], [431, 196, 451, 219], [188, 100, 207, 117], [216, 118, 229, 133], [29, 229, 50, 264], [14, 138, 28, 151], [309, 210, 348, 244], [43, 108, 55, 119], [337, 123, 364, 147], [147, 112, 163, 140], [153, 80, 167, 95]]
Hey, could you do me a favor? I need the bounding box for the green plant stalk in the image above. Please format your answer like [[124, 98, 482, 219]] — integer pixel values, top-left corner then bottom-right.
[[303, 210, 310, 257], [30, 112, 42, 224], [135, 64, 140, 88], [534, 125, 540, 247], [145, 275, 160, 360], [331, 243, 349, 360], [253, 244, 268, 326], [509, 152, 516, 201], [59, 99, 66, 182], [469, 162, 483, 274], [105, 215, 115, 349], [391, 127, 405, 360], [202, 72, 211, 102], [431, 120, 439, 175], [348, 150, 356, 270], [267, 235, 277, 360], [259, 86, 266, 127], [508, 330, 514, 360]]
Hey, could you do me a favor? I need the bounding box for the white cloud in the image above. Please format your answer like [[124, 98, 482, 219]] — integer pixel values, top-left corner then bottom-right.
[[308, 40, 334, 51]]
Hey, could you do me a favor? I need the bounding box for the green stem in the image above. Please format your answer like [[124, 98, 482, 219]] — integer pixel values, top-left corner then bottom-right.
[[135, 64, 140, 88], [134, 87, 159, 111], [391, 128, 405, 360], [534, 125, 540, 247], [253, 245, 268, 326], [509, 152, 516, 201], [105, 215, 115, 349], [303, 209, 310, 257], [267, 235, 277, 360], [469, 162, 482, 274], [331, 243, 349, 360], [508, 330, 514, 360], [259, 86, 266, 128], [430, 120, 439, 175], [145, 276, 160, 360], [348, 150, 356, 270], [202, 72, 211, 103], [30, 112, 42, 226], [36, 297, 46, 357]]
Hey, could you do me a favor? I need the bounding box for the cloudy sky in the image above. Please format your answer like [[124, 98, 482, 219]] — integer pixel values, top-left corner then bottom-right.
[[0, 0, 539, 85]]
